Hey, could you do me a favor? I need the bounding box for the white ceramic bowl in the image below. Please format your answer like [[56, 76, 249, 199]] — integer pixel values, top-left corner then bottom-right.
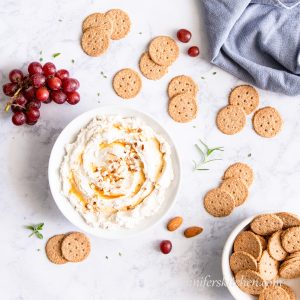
[[222, 214, 299, 300], [48, 105, 181, 239]]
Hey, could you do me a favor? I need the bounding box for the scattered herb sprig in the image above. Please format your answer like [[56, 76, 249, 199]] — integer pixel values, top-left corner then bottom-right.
[[193, 139, 224, 171], [26, 223, 44, 239], [52, 52, 61, 58]]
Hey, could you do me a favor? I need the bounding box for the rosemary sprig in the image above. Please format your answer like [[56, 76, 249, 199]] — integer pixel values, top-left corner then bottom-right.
[[193, 139, 224, 171]]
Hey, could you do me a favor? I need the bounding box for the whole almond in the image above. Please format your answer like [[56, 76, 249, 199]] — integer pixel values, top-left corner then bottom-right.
[[184, 226, 203, 238], [167, 216, 183, 231]]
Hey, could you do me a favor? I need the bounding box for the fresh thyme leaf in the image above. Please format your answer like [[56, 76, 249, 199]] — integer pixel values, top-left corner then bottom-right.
[[58, 19, 63, 22], [192, 125, 196, 128], [138, 32, 142, 34], [105, 256, 109, 259], [39, 50, 43, 55], [212, 72, 217, 75], [26, 222, 44, 239], [201, 76, 205, 79], [118, 252, 122, 256], [52, 53, 61, 58], [248, 153, 252, 157], [97, 92, 100, 97], [71, 59, 75, 63], [193, 139, 223, 171], [39, 57, 43, 62]]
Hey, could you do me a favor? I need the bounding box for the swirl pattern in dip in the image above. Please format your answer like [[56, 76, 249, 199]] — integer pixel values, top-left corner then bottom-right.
[[60, 115, 174, 229]]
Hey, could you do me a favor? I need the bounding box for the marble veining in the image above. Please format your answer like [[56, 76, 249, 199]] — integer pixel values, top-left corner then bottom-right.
[[0, 0, 300, 299]]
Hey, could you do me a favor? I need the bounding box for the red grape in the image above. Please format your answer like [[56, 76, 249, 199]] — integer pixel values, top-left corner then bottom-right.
[[187, 46, 200, 57], [66, 91, 80, 105], [50, 90, 66, 104], [56, 69, 69, 80], [28, 62, 43, 75], [9, 69, 23, 83], [15, 93, 27, 107], [47, 77, 62, 90], [11, 101, 25, 112], [26, 108, 40, 122], [3, 82, 18, 96], [26, 100, 41, 110], [31, 73, 46, 88], [23, 86, 36, 100], [74, 79, 80, 90], [12, 111, 26, 126], [36, 87, 49, 102], [43, 97, 52, 104], [43, 62, 56, 77], [177, 29, 192, 43], [62, 78, 77, 93], [160, 240, 172, 254]]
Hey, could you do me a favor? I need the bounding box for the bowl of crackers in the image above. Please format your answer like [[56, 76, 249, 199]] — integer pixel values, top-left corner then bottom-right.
[[222, 212, 300, 300]]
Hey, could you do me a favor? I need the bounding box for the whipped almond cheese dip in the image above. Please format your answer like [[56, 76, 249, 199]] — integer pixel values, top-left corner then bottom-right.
[[60, 115, 174, 229]]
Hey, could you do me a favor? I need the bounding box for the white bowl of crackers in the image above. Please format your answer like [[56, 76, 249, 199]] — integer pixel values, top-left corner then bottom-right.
[[222, 212, 300, 300]]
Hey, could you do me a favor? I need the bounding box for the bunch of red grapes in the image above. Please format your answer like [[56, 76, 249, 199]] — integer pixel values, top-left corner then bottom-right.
[[2, 61, 80, 126]]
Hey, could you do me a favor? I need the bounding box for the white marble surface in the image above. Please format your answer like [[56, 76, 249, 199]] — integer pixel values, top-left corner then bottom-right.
[[0, 0, 300, 299]]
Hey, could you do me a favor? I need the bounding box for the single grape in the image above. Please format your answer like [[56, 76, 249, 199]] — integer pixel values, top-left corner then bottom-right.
[[62, 78, 77, 93], [23, 86, 36, 100], [66, 91, 80, 105], [26, 100, 41, 110], [47, 77, 62, 90], [28, 62, 43, 75], [15, 93, 27, 107], [26, 107, 40, 122], [50, 90, 66, 104], [43, 62, 56, 77], [74, 78, 80, 90], [9, 69, 24, 83], [187, 46, 200, 57], [43, 97, 52, 104], [177, 29, 192, 43], [12, 111, 26, 126], [3, 82, 18, 96], [160, 240, 172, 254], [36, 87, 49, 102], [56, 69, 69, 81], [31, 73, 46, 88]]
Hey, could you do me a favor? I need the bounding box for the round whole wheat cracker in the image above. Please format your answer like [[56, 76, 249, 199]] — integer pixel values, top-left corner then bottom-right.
[[61, 232, 91, 262], [45, 234, 68, 265], [235, 270, 266, 295], [230, 251, 258, 274], [252, 106, 282, 138], [285, 251, 300, 260], [281, 226, 300, 253], [167, 75, 198, 98], [168, 93, 198, 123], [216, 105, 246, 135], [82, 13, 113, 35], [234, 231, 263, 260], [276, 212, 300, 229], [148, 36, 179, 66], [105, 9, 131, 40], [203, 188, 235, 217], [258, 250, 279, 280], [228, 85, 259, 115], [113, 68, 142, 99], [250, 214, 283, 236], [139, 52, 168, 80], [267, 230, 287, 261], [258, 235, 267, 251], [258, 285, 290, 300], [81, 27, 110, 57], [220, 177, 248, 207], [280, 284, 296, 300], [223, 162, 254, 186]]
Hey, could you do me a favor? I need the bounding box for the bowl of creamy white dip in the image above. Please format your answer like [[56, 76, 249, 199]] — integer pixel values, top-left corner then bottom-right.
[[48, 106, 181, 238]]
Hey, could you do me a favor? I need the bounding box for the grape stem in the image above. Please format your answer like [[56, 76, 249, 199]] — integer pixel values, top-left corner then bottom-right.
[[4, 87, 22, 112]]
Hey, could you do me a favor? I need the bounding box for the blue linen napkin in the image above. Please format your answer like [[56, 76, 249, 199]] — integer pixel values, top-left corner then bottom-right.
[[201, 0, 300, 96]]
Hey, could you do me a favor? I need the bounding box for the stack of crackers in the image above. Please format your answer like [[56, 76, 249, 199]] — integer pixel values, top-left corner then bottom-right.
[[231, 212, 300, 299], [204, 162, 253, 217], [167, 75, 199, 123], [45, 232, 90, 264], [216, 85, 282, 138], [81, 9, 131, 57], [138, 36, 179, 80]]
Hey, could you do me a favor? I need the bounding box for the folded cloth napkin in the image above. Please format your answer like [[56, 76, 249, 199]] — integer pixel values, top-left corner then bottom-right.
[[201, 0, 300, 96]]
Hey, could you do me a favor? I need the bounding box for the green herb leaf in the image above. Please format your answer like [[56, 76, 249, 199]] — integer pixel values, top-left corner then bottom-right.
[[193, 139, 223, 171], [26, 222, 44, 239], [71, 59, 75, 63], [26, 225, 35, 230], [36, 232, 43, 239], [52, 53, 61, 58], [35, 223, 44, 231], [248, 153, 252, 157], [212, 72, 217, 75]]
